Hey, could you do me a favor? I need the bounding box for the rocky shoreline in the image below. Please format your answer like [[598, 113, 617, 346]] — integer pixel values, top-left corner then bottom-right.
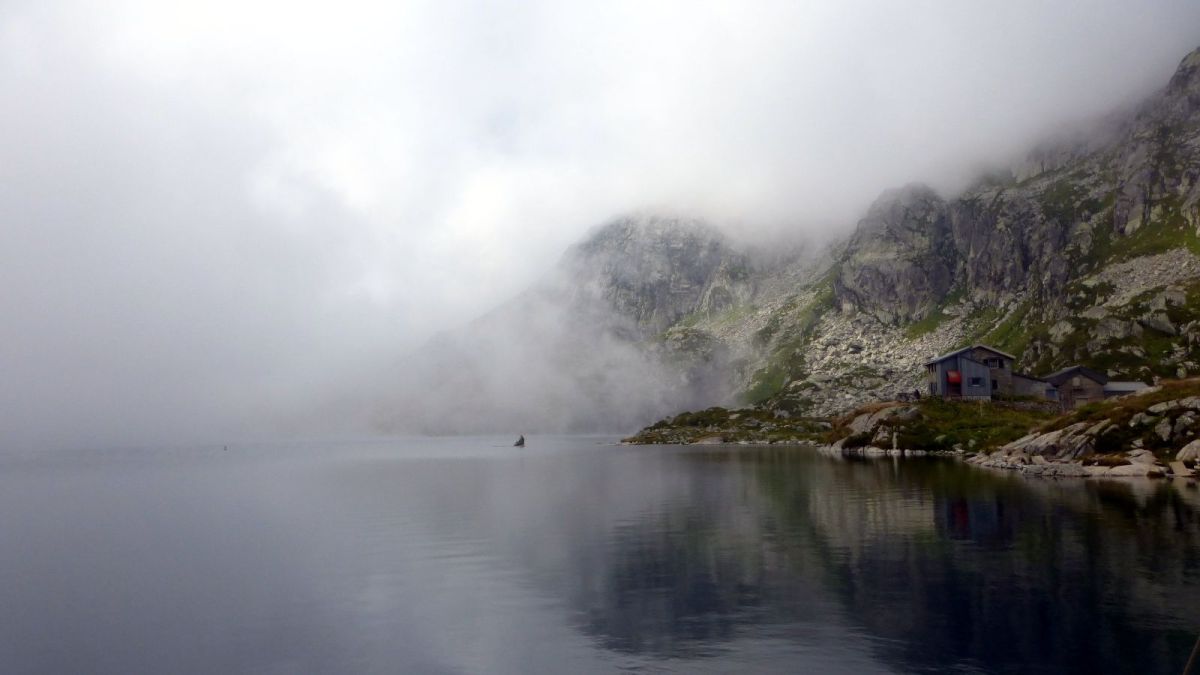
[[627, 378, 1200, 482]]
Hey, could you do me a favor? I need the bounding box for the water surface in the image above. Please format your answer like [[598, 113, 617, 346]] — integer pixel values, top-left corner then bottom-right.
[[1, 437, 1197, 673]]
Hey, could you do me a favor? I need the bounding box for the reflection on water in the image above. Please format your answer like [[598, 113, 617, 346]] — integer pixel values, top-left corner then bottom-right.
[[0, 438, 1197, 673]]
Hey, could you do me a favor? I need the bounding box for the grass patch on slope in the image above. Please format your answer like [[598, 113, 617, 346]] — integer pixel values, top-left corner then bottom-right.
[[904, 286, 966, 339], [743, 271, 838, 405], [1087, 196, 1200, 266], [827, 398, 1059, 453], [982, 300, 1040, 359], [622, 406, 828, 445]]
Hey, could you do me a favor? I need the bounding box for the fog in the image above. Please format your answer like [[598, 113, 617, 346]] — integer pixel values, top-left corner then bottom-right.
[[2, 1, 1199, 448]]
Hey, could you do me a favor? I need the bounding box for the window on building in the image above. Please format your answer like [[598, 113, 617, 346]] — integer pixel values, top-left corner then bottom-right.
[[969, 377, 984, 387], [992, 380, 999, 390]]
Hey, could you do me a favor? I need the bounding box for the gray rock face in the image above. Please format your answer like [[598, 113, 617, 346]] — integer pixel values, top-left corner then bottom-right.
[[1108, 463, 1162, 477], [563, 214, 754, 336], [1155, 417, 1174, 442], [848, 405, 916, 435], [834, 184, 954, 325], [1001, 422, 1097, 460], [1177, 438, 1200, 461], [831, 45, 1200, 336]]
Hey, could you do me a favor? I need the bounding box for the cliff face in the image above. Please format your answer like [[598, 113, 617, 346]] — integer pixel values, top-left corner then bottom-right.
[[837, 46, 1200, 328], [378, 45, 1200, 432], [556, 214, 754, 338], [708, 45, 1200, 417], [833, 184, 956, 324], [372, 214, 765, 434]]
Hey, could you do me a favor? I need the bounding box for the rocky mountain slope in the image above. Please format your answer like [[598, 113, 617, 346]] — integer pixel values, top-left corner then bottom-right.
[[372, 214, 791, 434], [377, 45, 1200, 434], [737, 45, 1200, 417]]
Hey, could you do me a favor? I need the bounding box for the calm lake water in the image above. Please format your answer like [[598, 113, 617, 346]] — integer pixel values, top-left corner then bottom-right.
[[1, 436, 1198, 674]]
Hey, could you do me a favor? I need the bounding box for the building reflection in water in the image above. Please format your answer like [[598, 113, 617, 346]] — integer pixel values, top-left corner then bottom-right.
[[557, 448, 1200, 675]]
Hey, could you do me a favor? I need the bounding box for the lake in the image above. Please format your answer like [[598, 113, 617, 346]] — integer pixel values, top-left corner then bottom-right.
[[1, 436, 1197, 673]]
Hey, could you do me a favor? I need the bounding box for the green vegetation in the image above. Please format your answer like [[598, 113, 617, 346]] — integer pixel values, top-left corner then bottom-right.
[[1038, 177, 1104, 226], [982, 300, 1037, 358], [709, 303, 757, 329], [1026, 275, 1200, 381], [743, 362, 793, 405], [904, 286, 966, 339], [826, 398, 1059, 453], [1029, 378, 1200, 458], [1064, 280, 1116, 312], [1086, 195, 1200, 267], [1041, 378, 1200, 432], [743, 270, 838, 405], [627, 379, 1200, 460], [622, 406, 828, 445]]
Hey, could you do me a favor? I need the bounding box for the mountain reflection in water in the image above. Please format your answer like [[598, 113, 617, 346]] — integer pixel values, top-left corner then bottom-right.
[[0, 438, 1196, 674]]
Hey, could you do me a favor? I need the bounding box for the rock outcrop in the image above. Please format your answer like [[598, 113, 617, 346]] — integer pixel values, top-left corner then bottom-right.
[[964, 381, 1200, 478], [562, 214, 754, 337], [383, 46, 1200, 434]]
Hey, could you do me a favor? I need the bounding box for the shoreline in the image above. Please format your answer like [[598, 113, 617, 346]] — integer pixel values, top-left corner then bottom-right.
[[623, 434, 1197, 482]]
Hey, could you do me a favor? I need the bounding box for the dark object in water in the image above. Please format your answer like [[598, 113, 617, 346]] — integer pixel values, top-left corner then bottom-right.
[[514, 435, 525, 447]]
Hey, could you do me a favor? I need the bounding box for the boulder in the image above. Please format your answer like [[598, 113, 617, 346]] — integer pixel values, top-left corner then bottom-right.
[[1128, 449, 1159, 465], [1175, 411, 1198, 438], [848, 406, 914, 435], [999, 422, 1096, 459], [1107, 463, 1161, 477], [1155, 417, 1174, 442], [1049, 320, 1074, 342], [1150, 288, 1187, 310], [1093, 318, 1143, 342], [1043, 463, 1090, 477], [1139, 313, 1178, 335], [1129, 412, 1157, 427], [1149, 400, 1181, 414], [1177, 439, 1200, 461]]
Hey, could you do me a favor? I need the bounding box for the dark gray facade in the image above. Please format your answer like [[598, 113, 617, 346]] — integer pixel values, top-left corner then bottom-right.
[[924, 345, 1017, 400]]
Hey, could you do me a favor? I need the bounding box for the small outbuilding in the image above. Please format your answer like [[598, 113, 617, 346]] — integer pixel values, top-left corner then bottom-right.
[[1041, 366, 1148, 409], [1041, 366, 1108, 409]]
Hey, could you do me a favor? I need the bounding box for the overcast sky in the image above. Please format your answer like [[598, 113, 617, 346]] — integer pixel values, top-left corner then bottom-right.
[[3, 0, 1199, 449]]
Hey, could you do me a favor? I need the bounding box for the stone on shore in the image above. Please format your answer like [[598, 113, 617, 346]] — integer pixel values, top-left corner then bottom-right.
[[1178, 439, 1200, 461]]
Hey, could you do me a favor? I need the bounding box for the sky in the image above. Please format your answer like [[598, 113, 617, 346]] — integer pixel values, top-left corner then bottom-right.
[[2, 0, 1200, 449]]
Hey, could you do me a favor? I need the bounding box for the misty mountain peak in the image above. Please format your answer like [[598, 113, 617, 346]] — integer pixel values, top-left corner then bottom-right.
[[1170, 45, 1200, 90], [569, 213, 727, 259], [556, 213, 752, 335], [856, 183, 945, 236]]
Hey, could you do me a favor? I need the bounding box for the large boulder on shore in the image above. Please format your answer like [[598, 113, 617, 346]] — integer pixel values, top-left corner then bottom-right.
[[1108, 463, 1163, 477], [848, 405, 916, 435], [1177, 438, 1200, 461], [1000, 421, 1096, 459]]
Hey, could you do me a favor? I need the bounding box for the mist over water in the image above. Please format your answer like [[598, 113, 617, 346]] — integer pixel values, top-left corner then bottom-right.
[[3, 438, 1197, 674], [2, 2, 1200, 447]]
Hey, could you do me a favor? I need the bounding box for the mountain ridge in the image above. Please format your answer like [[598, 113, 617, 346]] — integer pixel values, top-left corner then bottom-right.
[[372, 44, 1200, 434]]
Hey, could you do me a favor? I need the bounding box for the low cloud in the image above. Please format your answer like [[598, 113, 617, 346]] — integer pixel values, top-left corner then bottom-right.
[[1, 0, 1198, 447]]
